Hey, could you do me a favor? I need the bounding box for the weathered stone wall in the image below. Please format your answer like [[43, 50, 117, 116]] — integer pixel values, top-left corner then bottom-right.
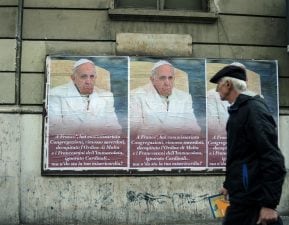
[[0, 0, 288, 224]]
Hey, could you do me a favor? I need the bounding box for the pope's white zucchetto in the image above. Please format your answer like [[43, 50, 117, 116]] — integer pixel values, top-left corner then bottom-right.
[[151, 60, 173, 74], [73, 58, 95, 69]]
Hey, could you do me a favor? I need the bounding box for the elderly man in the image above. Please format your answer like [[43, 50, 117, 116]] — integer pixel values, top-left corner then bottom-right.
[[48, 58, 121, 135], [210, 63, 286, 225], [130, 60, 201, 136]]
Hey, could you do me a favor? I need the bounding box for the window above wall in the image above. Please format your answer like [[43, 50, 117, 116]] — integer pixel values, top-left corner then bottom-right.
[[108, 0, 218, 23]]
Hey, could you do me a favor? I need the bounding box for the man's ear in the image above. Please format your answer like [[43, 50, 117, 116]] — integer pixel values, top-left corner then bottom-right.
[[226, 80, 231, 87], [150, 76, 154, 82], [71, 75, 75, 81], [226, 80, 234, 91]]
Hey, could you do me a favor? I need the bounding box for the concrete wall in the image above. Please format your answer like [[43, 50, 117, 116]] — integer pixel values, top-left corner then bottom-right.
[[0, 0, 288, 224]]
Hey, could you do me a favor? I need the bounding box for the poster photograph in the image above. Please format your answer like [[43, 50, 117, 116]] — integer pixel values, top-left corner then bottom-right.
[[42, 56, 278, 174], [129, 57, 206, 169], [43, 56, 129, 171]]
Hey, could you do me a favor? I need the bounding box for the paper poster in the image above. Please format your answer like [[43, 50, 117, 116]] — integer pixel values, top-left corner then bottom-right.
[[43, 56, 128, 170], [207, 59, 278, 167], [129, 57, 206, 169], [42, 56, 278, 174]]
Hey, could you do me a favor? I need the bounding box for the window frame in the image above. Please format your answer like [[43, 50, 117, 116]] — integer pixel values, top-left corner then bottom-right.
[[109, 0, 218, 23]]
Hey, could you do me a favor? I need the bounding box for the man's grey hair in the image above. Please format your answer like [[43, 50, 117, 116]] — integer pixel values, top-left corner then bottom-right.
[[230, 62, 246, 70], [221, 76, 247, 93], [151, 60, 175, 77]]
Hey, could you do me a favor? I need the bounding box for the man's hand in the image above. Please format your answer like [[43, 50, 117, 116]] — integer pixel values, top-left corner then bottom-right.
[[219, 187, 229, 200], [257, 207, 278, 225]]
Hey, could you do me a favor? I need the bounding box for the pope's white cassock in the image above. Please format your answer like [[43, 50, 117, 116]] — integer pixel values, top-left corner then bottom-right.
[[130, 82, 201, 136], [48, 81, 121, 135], [207, 89, 229, 136]]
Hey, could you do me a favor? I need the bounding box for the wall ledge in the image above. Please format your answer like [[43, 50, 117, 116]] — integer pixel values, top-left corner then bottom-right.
[[0, 105, 43, 114]]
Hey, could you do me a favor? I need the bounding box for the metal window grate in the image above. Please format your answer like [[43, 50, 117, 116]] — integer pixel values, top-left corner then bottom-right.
[[115, 0, 158, 9], [164, 0, 207, 11], [115, 0, 208, 11]]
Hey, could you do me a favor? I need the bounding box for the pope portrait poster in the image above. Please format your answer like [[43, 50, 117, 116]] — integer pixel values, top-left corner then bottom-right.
[[129, 57, 207, 169], [43, 56, 129, 171], [42, 56, 278, 174]]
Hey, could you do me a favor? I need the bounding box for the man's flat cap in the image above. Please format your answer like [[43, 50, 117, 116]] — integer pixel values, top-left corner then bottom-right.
[[210, 65, 247, 83]]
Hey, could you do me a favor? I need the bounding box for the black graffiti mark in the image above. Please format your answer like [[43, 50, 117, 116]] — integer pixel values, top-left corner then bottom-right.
[[127, 191, 170, 204], [127, 190, 209, 211], [171, 193, 209, 203], [127, 191, 171, 211]]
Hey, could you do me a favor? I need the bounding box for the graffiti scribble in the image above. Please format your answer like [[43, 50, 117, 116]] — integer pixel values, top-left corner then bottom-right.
[[127, 190, 209, 211]]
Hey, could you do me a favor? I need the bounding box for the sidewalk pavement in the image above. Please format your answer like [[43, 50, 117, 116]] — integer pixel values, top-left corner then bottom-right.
[[18, 217, 289, 225], [112, 216, 289, 225]]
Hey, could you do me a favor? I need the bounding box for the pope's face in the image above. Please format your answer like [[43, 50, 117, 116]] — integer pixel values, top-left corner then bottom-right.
[[151, 64, 175, 97], [71, 63, 96, 95]]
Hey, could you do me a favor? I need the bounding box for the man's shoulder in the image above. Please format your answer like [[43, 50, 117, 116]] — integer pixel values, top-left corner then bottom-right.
[[243, 95, 266, 107], [247, 95, 270, 112], [236, 95, 270, 117]]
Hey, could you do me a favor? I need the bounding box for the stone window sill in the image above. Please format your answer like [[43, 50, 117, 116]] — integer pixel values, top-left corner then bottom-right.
[[108, 8, 218, 23]]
